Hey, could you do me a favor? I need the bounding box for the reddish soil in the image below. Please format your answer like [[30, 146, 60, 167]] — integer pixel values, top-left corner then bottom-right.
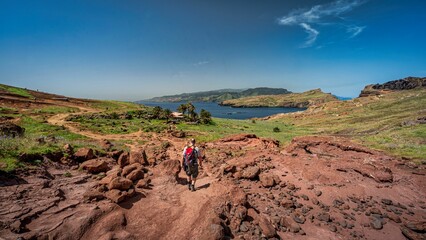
[[1, 92, 425, 240]]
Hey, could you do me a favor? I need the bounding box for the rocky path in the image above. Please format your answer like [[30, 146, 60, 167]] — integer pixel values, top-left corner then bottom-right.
[[44, 103, 228, 239]]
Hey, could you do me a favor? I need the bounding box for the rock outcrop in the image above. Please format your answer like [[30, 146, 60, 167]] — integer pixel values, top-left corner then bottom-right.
[[359, 76, 426, 97]]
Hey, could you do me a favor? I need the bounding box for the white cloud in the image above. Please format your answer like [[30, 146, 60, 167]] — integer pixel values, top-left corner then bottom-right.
[[193, 61, 209, 66], [347, 25, 366, 38], [278, 0, 367, 47], [300, 23, 319, 48]]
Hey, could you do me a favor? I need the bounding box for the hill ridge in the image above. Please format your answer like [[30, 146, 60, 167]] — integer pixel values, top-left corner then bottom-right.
[[138, 87, 292, 103]]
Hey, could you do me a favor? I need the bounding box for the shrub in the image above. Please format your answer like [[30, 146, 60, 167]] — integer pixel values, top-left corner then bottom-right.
[[273, 127, 281, 133], [200, 109, 212, 124]]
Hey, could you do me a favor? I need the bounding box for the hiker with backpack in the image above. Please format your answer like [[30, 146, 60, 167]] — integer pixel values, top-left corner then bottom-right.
[[182, 139, 203, 191]]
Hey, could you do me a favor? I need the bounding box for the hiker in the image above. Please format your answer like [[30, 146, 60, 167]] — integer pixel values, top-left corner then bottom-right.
[[182, 139, 203, 191]]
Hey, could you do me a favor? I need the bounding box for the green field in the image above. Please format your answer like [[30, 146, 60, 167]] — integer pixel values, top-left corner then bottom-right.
[[275, 88, 426, 161], [178, 118, 313, 144]]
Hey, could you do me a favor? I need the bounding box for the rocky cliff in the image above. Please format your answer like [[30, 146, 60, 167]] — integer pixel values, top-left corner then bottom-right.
[[359, 77, 426, 97]]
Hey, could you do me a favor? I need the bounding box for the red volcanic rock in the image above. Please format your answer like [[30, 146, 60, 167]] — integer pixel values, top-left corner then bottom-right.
[[122, 163, 142, 177], [220, 134, 257, 142], [129, 149, 148, 165], [126, 168, 144, 182], [108, 150, 123, 160], [118, 152, 130, 168], [74, 148, 95, 162], [80, 158, 109, 174], [240, 166, 260, 180], [258, 215, 276, 238], [230, 187, 247, 206], [353, 166, 393, 183], [99, 168, 122, 185], [108, 177, 133, 191], [261, 138, 280, 149], [105, 189, 127, 203], [259, 173, 280, 188], [135, 178, 151, 189]]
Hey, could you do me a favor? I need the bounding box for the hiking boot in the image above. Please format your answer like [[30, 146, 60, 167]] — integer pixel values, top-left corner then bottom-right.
[[190, 184, 196, 192], [187, 183, 191, 190]]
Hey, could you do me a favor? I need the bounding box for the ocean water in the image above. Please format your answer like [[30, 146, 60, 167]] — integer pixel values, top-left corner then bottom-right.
[[139, 102, 305, 120]]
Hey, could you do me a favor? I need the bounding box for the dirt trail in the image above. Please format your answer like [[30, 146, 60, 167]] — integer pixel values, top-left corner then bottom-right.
[[45, 102, 224, 239], [111, 173, 223, 239]]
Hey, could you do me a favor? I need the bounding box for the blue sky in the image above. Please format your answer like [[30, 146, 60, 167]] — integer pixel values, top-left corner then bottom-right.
[[1, 0, 425, 100]]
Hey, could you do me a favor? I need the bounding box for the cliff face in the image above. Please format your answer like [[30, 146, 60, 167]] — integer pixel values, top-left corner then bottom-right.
[[359, 77, 426, 97]]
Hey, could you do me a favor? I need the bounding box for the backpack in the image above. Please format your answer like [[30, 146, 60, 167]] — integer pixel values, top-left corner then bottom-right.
[[184, 147, 198, 166]]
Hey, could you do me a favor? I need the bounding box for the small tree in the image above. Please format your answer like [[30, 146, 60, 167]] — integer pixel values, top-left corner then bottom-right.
[[152, 106, 162, 119], [200, 109, 212, 124], [186, 102, 196, 121], [161, 108, 172, 121], [177, 104, 187, 115]]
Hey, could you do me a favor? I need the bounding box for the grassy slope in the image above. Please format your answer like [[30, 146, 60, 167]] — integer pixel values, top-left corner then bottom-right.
[[273, 88, 426, 162], [0, 98, 143, 172], [0, 84, 33, 98], [178, 118, 313, 144], [221, 89, 337, 107]]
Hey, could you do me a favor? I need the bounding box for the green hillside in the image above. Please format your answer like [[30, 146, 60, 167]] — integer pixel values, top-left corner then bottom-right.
[[139, 87, 292, 103], [220, 89, 338, 108]]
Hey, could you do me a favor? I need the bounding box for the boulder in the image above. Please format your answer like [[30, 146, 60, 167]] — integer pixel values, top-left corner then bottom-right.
[[247, 208, 260, 223], [108, 150, 124, 160], [258, 215, 276, 238], [230, 187, 247, 206], [118, 152, 130, 168], [122, 163, 142, 177], [106, 167, 122, 177], [129, 149, 148, 165], [126, 168, 144, 182], [74, 148, 95, 162], [105, 189, 128, 203], [241, 166, 260, 180], [108, 177, 133, 191], [221, 134, 257, 142], [259, 173, 276, 188], [135, 179, 151, 189], [80, 159, 109, 174], [99, 168, 122, 185]]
